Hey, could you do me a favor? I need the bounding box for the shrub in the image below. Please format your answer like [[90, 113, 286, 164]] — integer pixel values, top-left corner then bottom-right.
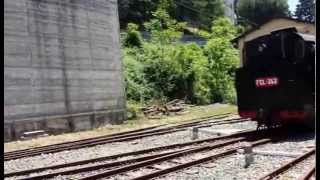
[[123, 23, 143, 48], [122, 11, 240, 105], [126, 101, 142, 120]]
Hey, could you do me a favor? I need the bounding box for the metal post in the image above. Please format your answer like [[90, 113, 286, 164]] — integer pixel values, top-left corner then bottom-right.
[[237, 142, 254, 168], [191, 127, 199, 140]]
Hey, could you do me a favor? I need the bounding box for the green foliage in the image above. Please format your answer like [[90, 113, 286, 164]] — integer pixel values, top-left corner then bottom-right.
[[191, 0, 225, 27], [142, 43, 207, 102], [236, 0, 289, 25], [123, 23, 143, 48], [118, 0, 157, 28], [201, 17, 239, 103], [118, 0, 176, 28], [126, 100, 142, 120], [123, 48, 154, 102], [122, 9, 240, 105], [295, 0, 315, 22], [203, 38, 238, 103], [175, 0, 225, 29], [118, 0, 225, 29], [209, 18, 238, 39], [144, 3, 186, 44]]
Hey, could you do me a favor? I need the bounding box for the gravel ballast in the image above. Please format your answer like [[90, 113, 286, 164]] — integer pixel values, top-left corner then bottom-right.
[[4, 116, 314, 180], [4, 116, 240, 173], [157, 131, 315, 180]]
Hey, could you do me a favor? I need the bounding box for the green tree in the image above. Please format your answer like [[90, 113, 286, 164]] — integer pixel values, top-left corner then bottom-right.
[[191, 0, 225, 25], [295, 0, 315, 22], [202, 18, 239, 103], [236, 0, 289, 25], [122, 8, 241, 105], [175, 0, 225, 29], [142, 2, 189, 99], [144, 0, 186, 44], [118, 0, 176, 28], [123, 48, 155, 102], [123, 23, 143, 48]]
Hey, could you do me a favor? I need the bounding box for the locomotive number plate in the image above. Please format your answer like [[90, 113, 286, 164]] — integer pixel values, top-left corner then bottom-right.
[[255, 77, 279, 87]]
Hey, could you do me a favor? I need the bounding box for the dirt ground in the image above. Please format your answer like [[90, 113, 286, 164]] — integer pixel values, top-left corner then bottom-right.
[[4, 104, 236, 152]]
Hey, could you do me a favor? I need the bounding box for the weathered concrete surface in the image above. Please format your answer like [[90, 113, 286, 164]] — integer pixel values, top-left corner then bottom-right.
[[4, 0, 126, 141]]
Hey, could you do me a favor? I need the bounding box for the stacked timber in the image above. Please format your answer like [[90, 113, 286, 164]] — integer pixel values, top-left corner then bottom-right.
[[142, 99, 192, 118]]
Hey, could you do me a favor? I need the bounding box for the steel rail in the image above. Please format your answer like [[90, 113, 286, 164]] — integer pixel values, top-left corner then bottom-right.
[[299, 165, 315, 180], [79, 138, 271, 180], [5, 116, 244, 161], [77, 137, 254, 180], [5, 128, 261, 178], [19, 138, 246, 180], [4, 129, 183, 161], [4, 124, 164, 155], [17, 149, 189, 180], [4, 114, 231, 157], [5, 151, 180, 179], [258, 149, 315, 180], [129, 139, 271, 180], [192, 118, 249, 129], [5, 113, 232, 156]]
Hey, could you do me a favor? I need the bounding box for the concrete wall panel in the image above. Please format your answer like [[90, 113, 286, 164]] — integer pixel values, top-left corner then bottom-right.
[[4, 0, 126, 141]]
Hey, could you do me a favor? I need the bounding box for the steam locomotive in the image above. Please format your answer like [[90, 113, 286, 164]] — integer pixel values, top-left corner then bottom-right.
[[235, 27, 315, 129]]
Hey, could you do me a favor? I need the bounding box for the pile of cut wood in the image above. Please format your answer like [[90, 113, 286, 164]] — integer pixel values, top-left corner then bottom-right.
[[141, 99, 192, 118]]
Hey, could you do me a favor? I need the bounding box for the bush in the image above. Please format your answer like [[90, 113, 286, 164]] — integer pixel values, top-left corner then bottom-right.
[[123, 48, 154, 102], [123, 23, 143, 48], [122, 9, 240, 105], [126, 101, 142, 120]]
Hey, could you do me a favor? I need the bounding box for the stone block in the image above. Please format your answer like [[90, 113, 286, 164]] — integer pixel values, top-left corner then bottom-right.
[[4, 88, 33, 105], [4, 54, 32, 67], [33, 102, 67, 115], [109, 111, 124, 125], [46, 118, 71, 134], [4, 104, 35, 119], [71, 115, 92, 131], [4, 123, 13, 142], [69, 101, 93, 113], [13, 120, 45, 139], [93, 112, 112, 127]]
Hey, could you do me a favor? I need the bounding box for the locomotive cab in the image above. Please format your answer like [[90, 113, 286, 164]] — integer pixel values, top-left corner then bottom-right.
[[235, 27, 315, 128]]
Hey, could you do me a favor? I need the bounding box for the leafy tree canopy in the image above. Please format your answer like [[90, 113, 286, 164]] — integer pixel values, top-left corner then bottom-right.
[[295, 0, 315, 22], [236, 0, 289, 25], [175, 0, 225, 29], [144, 0, 187, 44], [118, 0, 225, 29], [118, 0, 176, 28], [123, 13, 240, 104], [123, 23, 143, 48]]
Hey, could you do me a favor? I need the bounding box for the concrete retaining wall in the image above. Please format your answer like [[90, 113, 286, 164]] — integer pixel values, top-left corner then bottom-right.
[[4, 0, 126, 142]]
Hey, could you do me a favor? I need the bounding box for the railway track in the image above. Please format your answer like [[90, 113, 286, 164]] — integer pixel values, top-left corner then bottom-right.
[[258, 148, 315, 180], [299, 165, 315, 180], [5, 128, 281, 180], [5, 113, 250, 161], [125, 139, 271, 180]]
